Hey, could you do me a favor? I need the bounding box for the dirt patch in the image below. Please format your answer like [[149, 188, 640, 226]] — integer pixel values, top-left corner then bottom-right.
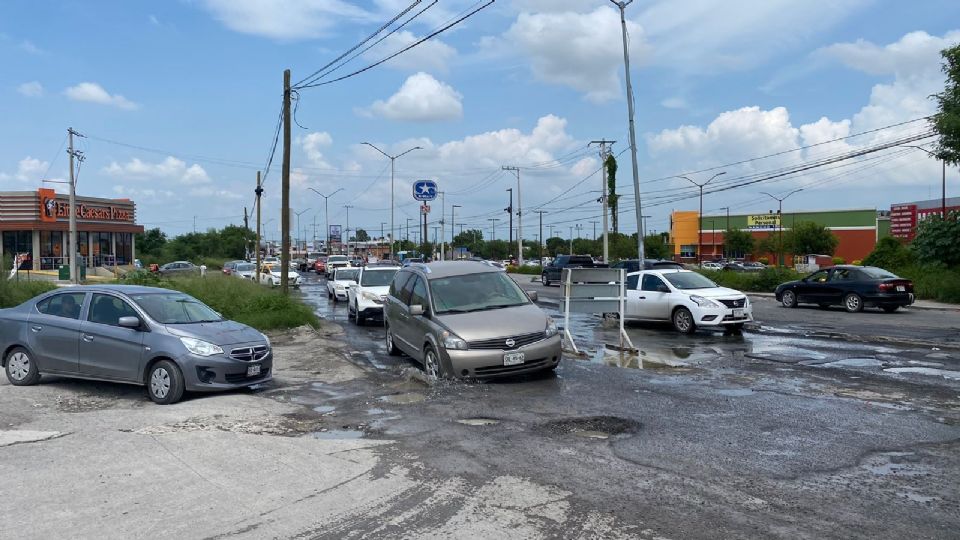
[[127, 411, 330, 437]]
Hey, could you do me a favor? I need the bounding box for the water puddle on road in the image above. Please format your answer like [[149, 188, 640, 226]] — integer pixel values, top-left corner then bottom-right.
[[380, 392, 426, 404], [821, 358, 886, 369], [312, 405, 336, 414], [456, 418, 500, 426], [884, 367, 960, 380], [311, 429, 364, 440], [717, 388, 755, 397]]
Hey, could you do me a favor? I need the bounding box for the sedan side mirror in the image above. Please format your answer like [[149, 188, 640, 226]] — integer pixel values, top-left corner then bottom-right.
[[409, 304, 425, 316], [118, 316, 142, 330], [526, 290, 539, 302]]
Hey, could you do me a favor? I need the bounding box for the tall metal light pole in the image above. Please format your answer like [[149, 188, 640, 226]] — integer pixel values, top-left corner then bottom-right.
[[451, 204, 462, 259], [761, 189, 803, 267], [901, 145, 948, 218], [362, 142, 421, 258], [610, 0, 645, 260], [676, 172, 726, 265], [343, 204, 354, 256], [294, 208, 311, 253], [308, 188, 343, 253], [502, 166, 522, 265]]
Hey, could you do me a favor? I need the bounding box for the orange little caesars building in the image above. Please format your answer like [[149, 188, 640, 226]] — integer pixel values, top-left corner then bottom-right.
[[669, 208, 886, 265], [0, 189, 143, 270]]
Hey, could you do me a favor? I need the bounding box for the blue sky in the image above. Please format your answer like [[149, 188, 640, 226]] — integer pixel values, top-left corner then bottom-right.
[[2, 0, 959, 243]]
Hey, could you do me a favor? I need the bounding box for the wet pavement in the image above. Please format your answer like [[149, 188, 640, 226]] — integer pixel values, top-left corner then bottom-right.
[[286, 270, 960, 539]]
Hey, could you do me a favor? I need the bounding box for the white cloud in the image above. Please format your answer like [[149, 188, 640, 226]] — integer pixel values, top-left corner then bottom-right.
[[188, 186, 243, 200], [103, 157, 211, 184], [17, 81, 43, 97], [570, 157, 598, 177], [660, 97, 687, 110], [64, 82, 139, 110], [498, 7, 648, 103], [362, 30, 456, 73], [113, 185, 176, 199], [300, 132, 334, 169], [366, 72, 463, 122], [434, 114, 575, 168], [818, 30, 960, 77], [200, 0, 369, 40], [510, 0, 592, 12], [0, 156, 50, 183], [648, 106, 800, 158], [19, 40, 42, 54]]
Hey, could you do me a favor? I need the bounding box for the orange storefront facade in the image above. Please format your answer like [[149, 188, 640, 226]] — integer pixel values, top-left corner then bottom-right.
[[670, 208, 885, 265], [1, 190, 143, 270]]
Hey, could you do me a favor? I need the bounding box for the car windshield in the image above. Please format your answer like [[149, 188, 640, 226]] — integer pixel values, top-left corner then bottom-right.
[[860, 267, 898, 279], [235, 263, 255, 272], [335, 269, 360, 281], [361, 269, 398, 286], [328, 256, 348, 263], [431, 272, 529, 314], [663, 272, 717, 290], [131, 293, 222, 324]]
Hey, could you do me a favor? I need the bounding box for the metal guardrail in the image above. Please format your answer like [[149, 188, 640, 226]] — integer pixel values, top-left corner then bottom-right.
[[561, 268, 635, 355]]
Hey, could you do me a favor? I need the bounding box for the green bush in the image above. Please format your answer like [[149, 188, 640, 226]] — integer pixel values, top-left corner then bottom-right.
[[863, 237, 915, 269], [699, 267, 803, 293], [507, 265, 543, 275], [891, 265, 960, 304], [0, 279, 57, 308], [832, 257, 846, 265]]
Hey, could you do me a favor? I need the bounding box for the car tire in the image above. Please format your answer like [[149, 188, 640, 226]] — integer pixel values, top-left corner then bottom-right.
[[146, 360, 185, 405], [5, 347, 40, 386], [672, 307, 696, 334], [422, 346, 447, 381], [882, 305, 899, 313], [843, 293, 864, 313], [355, 306, 366, 326], [781, 289, 798, 308], [385, 325, 401, 356], [541, 274, 550, 286]]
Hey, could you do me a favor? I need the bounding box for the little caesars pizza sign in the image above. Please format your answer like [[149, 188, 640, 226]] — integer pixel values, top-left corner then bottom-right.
[[746, 214, 781, 231]]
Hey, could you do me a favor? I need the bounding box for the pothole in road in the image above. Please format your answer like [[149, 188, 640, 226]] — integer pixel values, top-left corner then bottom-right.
[[537, 416, 640, 440], [457, 417, 500, 426]]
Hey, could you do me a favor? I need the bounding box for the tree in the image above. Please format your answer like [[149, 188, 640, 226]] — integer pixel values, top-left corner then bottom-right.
[[136, 228, 167, 258], [723, 228, 755, 258], [788, 221, 839, 256], [912, 214, 960, 267], [933, 43, 960, 166], [453, 229, 483, 251], [643, 234, 670, 259], [863, 237, 915, 269], [354, 229, 370, 242], [605, 154, 619, 233], [544, 236, 567, 257]]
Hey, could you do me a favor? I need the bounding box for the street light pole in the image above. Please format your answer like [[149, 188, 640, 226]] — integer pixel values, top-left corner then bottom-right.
[[761, 189, 803, 267], [676, 172, 726, 265], [362, 142, 422, 258], [343, 204, 354, 256], [488, 218, 499, 242], [719, 206, 730, 258], [308, 188, 343, 253], [535, 210, 547, 266], [451, 205, 462, 259], [294, 208, 311, 253]]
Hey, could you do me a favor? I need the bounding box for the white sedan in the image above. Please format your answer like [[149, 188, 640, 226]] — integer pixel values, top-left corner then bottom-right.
[[347, 265, 400, 325], [327, 267, 360, 302], [259, 264, 301, 288], [625, 269, 752, 333]]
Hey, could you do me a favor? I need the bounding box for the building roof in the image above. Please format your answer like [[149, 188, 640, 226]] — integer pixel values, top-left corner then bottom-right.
[[893, 196, 960, 211]]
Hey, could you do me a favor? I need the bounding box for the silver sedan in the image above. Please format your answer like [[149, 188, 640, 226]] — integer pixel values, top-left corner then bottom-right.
[[0, 285, 272, 404]]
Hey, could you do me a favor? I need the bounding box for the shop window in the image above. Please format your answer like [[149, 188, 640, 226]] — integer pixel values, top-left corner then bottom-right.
[[680, 244, 697, 258]]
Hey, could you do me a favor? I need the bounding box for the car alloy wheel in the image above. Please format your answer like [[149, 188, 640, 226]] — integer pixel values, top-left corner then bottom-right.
[[781, 290, 798, 308], [385, 326, 401, 356], [424, 347, 441, 381], [844, 293, 863, 313], [672, 307, 695, 334]]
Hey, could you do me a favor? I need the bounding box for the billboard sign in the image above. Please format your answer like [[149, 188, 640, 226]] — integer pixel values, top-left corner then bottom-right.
[[746, 214, 781, 231], [328, 224, 342, 240], [413, 180, 438, 201]]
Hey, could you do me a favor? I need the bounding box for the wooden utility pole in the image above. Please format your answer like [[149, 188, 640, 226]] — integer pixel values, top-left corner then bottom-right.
[[590, 139, 615, 262], [535, 210, 547, 265], [255, 171, 263, 283], [281, 69, 292, 293]]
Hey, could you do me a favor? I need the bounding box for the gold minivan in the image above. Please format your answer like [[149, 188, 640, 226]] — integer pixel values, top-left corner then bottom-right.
[[384, 261, 561, 379]]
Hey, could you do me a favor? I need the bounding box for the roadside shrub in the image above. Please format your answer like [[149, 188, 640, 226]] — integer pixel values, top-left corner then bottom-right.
[[891, 264, 960, 304], [699, 267, 803, 293], [121, 269, 162, 285], [863, 237, 915, 269], [0, 278, 57, 308], [851, 260, 862, 266], [507, 265, 543, 275], [832, 257, 846, 265], [757, 257, 769, 265]]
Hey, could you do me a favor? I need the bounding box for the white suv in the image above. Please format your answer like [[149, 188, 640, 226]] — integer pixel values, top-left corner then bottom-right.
[[327, 267, 360, 302], [347, 265, 401, 325], [624, 269, 752, 333]]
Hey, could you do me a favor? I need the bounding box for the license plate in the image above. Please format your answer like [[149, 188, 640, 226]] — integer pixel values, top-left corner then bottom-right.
[[503, 352, 525, 366], [733, 308, 744, 318], [247, 364, 261, 377], [896, 286, 905, 292]]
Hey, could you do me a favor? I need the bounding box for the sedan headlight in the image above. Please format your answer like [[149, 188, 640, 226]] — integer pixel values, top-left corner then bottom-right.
[[689, 295, 721, 308], [180, 337, 224, 357], [261, 333, 271, 350], [441, 331, 468, 350], [545, 318, 559, 337]]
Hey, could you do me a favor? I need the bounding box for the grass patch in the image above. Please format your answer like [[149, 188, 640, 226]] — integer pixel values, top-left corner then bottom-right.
[[123, 272, 318, 331], [507, 265, 543, 275], [698, 267, 804, 293], [891, 265, 960, 304], [0, 278, 57, 308]]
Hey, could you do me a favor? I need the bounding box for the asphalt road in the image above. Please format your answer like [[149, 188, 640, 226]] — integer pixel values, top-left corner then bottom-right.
[[293, 271, 960, 539], [511, 273, 960, 349]]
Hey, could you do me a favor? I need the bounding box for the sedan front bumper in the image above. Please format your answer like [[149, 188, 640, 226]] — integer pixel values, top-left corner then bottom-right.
[[179, 350, 274, 391], [691, 305, 753, 327]]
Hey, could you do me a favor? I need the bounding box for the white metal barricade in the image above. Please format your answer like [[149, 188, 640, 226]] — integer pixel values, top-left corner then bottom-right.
[[561, 268, 635, 354]]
